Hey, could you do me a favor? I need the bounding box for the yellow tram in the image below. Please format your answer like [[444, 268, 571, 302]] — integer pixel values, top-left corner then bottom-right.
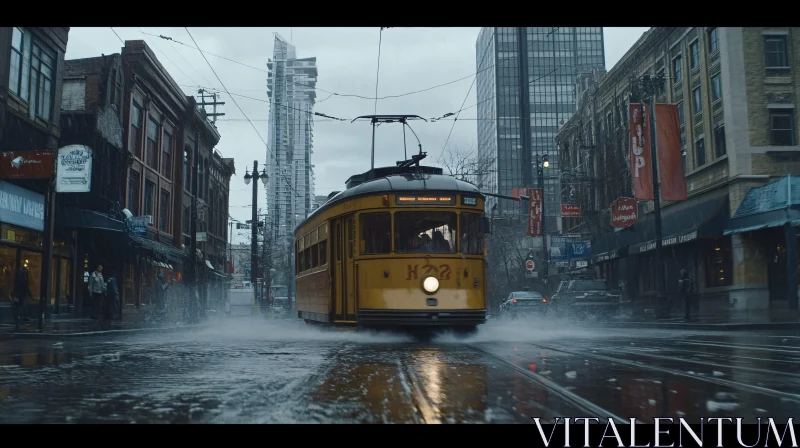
[[294, 115, 491, 332]]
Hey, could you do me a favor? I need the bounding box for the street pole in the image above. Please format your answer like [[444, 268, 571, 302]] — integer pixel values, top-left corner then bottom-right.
[[641, 75, 667, 316], [39, 181, 55, 330], [251, 161, 259, 310], [190, 129, 199, 323]]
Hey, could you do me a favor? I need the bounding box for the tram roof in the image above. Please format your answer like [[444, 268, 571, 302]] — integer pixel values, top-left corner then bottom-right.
[[298, 168, 483, 231]]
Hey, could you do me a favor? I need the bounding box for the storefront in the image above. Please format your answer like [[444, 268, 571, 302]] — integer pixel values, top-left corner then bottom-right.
[[0, 181, 74, 322]]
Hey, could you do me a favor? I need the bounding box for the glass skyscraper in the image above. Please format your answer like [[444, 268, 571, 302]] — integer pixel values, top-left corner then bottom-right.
[[476, 27, 605, 233]]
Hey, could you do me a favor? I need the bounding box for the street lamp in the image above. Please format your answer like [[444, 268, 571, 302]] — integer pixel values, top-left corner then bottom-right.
[[244, 161, 268, 311], [535, 153, 549, 282]]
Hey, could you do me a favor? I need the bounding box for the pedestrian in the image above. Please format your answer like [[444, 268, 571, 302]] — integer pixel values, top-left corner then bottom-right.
[[88, 264, 107, 321], [678, 269, 695, 321], [11, 265, 32, 328], [105, 272, 120, 321], [154, 272, 170, 322]]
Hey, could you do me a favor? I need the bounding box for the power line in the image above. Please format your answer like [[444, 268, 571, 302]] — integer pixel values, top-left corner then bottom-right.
[[137, 27, 197, 87], [109, 27, 124, 44], [374, 28, 383, 115], [183, 28, 304, 203], [143, 30, 501, 102], [439, 30, 496, 160]]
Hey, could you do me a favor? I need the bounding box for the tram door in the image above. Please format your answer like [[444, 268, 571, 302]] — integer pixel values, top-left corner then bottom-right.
[[332, 214, 357, 321]]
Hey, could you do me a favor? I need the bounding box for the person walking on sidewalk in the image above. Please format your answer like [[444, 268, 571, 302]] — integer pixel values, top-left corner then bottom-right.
[[105, 272, 120, 321], [11, 266, 32, 328], [88, 265, 107, 321], [678, 269, 695, 321]]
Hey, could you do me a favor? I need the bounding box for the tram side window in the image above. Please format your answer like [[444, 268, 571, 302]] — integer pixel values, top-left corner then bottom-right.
[[360, 213, 391, 254], [460, 213, 484, 255], [319, 240, 328, 265], [297, 246, 305, 273], [311, 243, 319, 268], [394, 212, 457, 253], [303, 247, 311, 270]]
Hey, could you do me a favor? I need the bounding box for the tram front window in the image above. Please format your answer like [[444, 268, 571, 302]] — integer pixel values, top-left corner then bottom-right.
[[460, 212, 484, 255], [395, 212, 457, 253]]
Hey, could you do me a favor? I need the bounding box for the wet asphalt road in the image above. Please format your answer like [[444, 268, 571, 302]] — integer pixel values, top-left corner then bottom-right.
[[0, 317, 798, 423]]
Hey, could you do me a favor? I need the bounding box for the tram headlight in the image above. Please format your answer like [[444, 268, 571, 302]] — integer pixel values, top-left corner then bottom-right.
[[422, 276, 440, 293]]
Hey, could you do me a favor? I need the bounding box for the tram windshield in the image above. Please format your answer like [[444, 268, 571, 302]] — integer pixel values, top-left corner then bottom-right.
[[395, 212, 457, 253]]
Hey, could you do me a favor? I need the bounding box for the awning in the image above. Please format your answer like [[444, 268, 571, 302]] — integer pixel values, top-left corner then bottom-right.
[[591, 188, 729, 261], [725, 175, 800, 235], [55, 205, 127, 232], [628, 188, 729, 255], [130, 235, 185, 264]]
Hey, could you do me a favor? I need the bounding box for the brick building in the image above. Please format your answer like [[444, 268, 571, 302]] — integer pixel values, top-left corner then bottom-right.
[[557, 27, 800, 319], [0, 27, 70, 323], [58, 53, 129, 317], [118, 40, 233, 314]]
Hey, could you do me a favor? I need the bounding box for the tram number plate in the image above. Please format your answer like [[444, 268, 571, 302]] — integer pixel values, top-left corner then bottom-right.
[[406, 263, 451, 280]]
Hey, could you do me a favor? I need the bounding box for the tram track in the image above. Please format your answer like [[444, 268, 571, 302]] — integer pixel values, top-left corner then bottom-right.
[[464, 343, 628, 424], [522, 341, 800, 403]]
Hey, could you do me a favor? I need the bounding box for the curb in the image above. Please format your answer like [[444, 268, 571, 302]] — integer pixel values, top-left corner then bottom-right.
[[6, 324, 210, 339], [587, 321, 800, 331]]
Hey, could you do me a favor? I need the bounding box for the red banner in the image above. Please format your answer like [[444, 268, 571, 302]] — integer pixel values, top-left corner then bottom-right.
[[561, 203, 581, 217], [611, 197, 638, 229], [629, 104, 654, 200], [511, 187, 526, 199], [655, 103, 688, 201], [527, 188, 542, 237]]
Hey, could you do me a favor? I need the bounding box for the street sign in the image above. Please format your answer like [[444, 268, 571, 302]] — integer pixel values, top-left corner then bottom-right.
[[525, 259, 535, 271]]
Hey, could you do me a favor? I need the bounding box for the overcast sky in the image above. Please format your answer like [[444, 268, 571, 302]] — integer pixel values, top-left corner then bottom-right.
[[65, 27, 649, 244]]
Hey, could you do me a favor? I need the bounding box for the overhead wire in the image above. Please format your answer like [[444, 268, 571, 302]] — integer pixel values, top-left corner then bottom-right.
[[438, 31, 496, 161], [183, 27, 304, 203], [374, 28, 383, 114], [109, 27, 124, 44]]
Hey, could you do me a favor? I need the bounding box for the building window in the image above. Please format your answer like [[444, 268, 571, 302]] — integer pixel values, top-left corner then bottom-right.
[[689, 40, 699, 69], [696, 137, 706, 167], [705, 237, 733, 288], [161, 132, 173, 179], [770, 109, 795, 146], [144, 181, 155, 218], [146, 116, 159, 170], [710, 74, 722, 101], [130, 102, 143, 156], [672, 55, 683, 84], [8, 27, 27, 100], [692, 87, 702, 115], [128, 169, 140, 214], [714, 125, 726, 157], [764, 35, 789, 70], [707, 28, 719, 54], [677, 101, 685, 126], [656, 69, 666, 97], [681, 135, 687, 172], [184, 149, 191, 190], [159, 190, 170, 233], [8, 27, 56, 121]]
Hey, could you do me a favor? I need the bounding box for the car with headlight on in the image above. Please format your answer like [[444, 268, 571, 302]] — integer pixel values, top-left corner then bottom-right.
[[500, 290, 549, 318], [550, 279, 619, 319]]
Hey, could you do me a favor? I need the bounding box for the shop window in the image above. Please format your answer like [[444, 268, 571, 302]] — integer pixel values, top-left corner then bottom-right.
[[21, 251, 42, 303], [705, 237, 733, 287], [0, 246, 17, 303], [359, 213, 391, 254]]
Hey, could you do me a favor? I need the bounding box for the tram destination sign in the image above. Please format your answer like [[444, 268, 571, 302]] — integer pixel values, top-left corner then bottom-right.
[[396, 194, 455, 205]]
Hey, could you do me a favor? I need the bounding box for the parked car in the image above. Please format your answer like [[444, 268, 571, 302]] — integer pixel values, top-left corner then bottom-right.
[[550, 279, 620, 319], [500, 290, 549, 319]]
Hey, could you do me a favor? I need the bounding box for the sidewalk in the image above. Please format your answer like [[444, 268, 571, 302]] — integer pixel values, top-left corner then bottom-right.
[[0, 317, 207, 340], [591, 311, 800, 331]]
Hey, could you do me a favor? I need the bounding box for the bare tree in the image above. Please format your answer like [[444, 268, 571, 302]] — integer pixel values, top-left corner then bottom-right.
[[439, 145, 495, 189]]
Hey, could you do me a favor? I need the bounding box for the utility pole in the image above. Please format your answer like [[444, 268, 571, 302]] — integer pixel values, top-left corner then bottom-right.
[[197, 89, 226, 123], [244, 162, 268, 313], [640, 73, 667, 317]]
